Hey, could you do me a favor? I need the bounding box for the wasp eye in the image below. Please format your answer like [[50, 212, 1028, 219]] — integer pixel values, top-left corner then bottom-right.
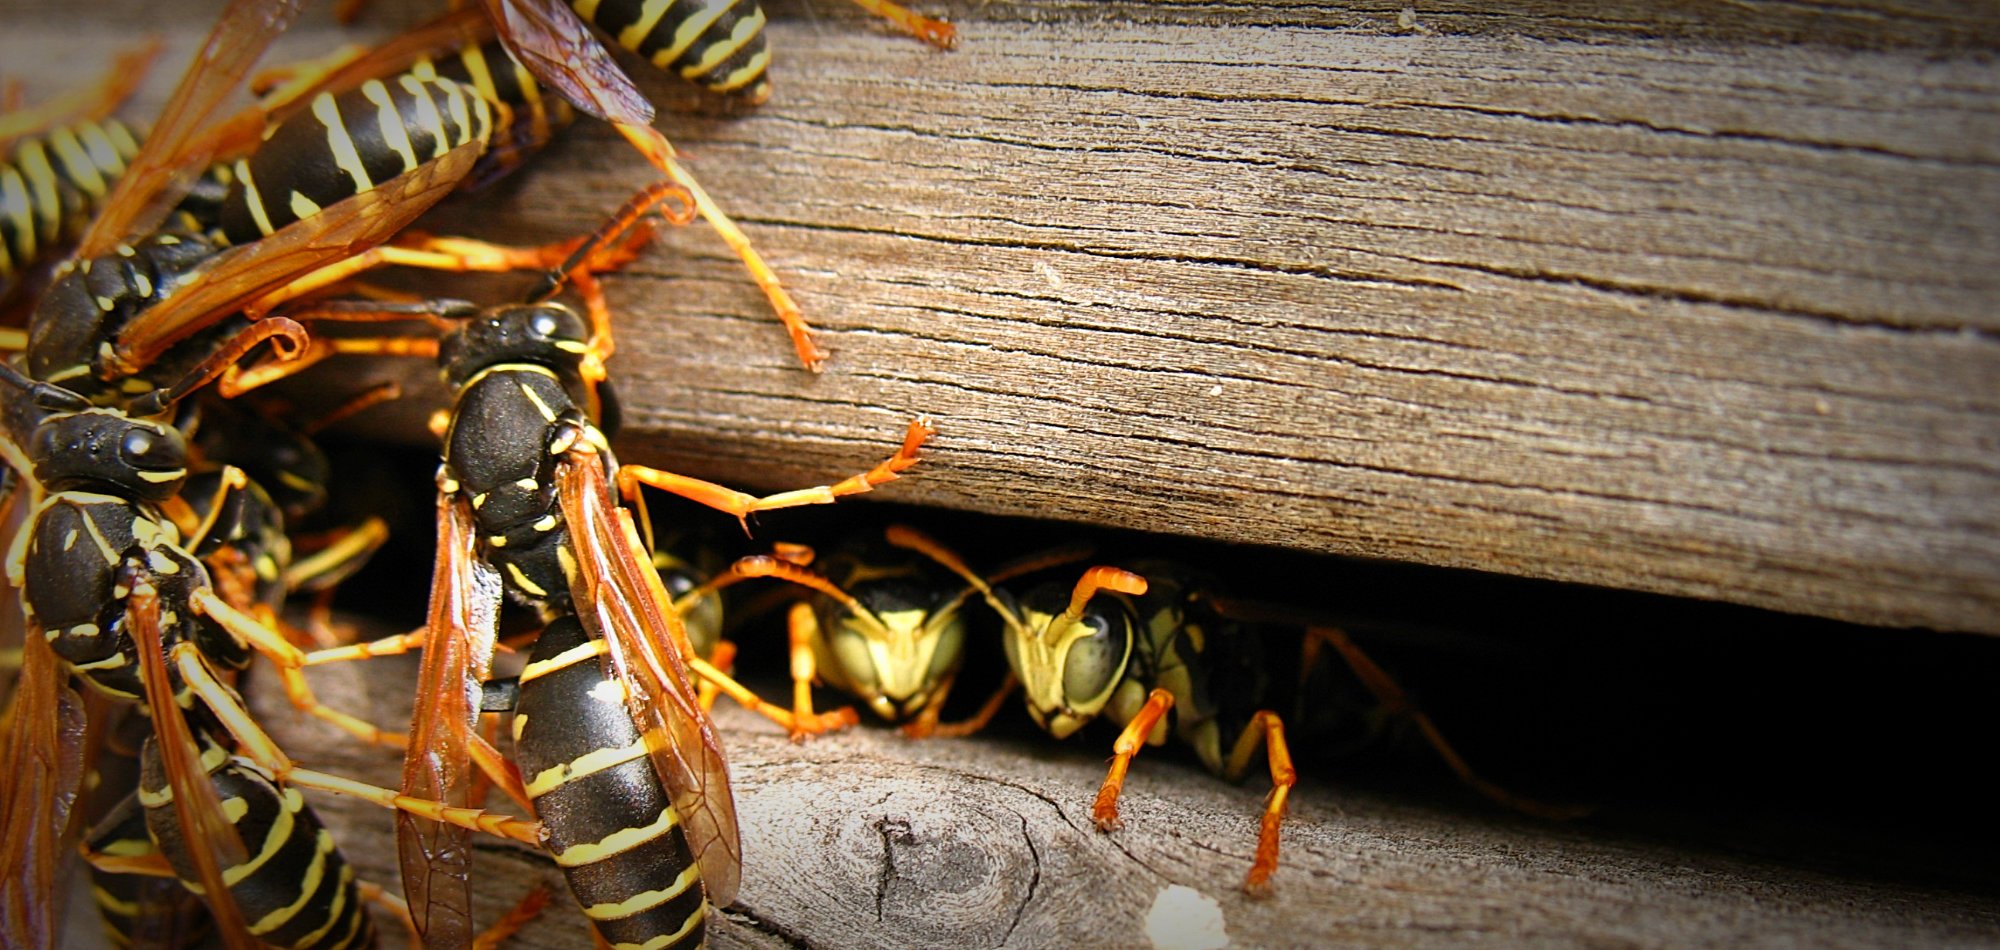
[[121, 428, 159, 464], [530, 311, 562, 339], [1060, 613, 1124, 706]]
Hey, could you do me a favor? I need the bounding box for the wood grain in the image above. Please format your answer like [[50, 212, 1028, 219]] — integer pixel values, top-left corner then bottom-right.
[[3, 1, 1997, 638], [240, 648, 2000, 949]]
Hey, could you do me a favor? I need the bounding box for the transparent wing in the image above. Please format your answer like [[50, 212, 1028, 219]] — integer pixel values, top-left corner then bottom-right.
[[398, 489, 502, 947], [557, 447, 742, 904], [74, 0, 305, 258], [483, 0, 655, 127]]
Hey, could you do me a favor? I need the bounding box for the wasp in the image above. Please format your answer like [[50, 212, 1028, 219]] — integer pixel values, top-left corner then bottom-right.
[[716, 525, 1089, 739], [0, 40, 162, 315], [275, 182, 931, 944], [301, 0, 955, 371]]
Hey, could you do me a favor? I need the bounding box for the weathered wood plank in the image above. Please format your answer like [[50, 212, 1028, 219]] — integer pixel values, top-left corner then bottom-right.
[[239, 650, 2000, 949], [4, 1, 1997, 636]]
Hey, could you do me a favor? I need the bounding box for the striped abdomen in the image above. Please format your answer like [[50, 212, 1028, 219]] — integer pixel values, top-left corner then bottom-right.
[[218, 74, 496, 243], [83, 713, 211, 948], [425, 40, 578, 188], [0, 118, 142, 284], [514, 615, 706, 949], [574, 0, 773, 101], [139, 736, 376, 950]]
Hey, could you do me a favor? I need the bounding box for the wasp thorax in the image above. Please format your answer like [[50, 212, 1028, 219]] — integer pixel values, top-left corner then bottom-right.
[[32, 411, 189, 500], [439, 303, 591, 387]]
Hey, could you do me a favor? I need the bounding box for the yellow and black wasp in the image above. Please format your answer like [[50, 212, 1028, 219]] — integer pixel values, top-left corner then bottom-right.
[[277, 182, 932, 945]]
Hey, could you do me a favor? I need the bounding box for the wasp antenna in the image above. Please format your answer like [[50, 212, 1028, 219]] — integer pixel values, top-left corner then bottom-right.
[[1052, 567, 1149, 637], [132, 317, 309, 416]]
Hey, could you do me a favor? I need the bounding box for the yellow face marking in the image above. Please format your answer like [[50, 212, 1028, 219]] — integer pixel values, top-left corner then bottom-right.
[[233, 158, 276, 236], [685, 7, 767, 85], [550, 805, 679, 868], [398, 74, 451, 159], [651, 0, 732, 69], [361, 79, 419, 174], [524, 737, 651, 799], [311, 92, 375, 196]]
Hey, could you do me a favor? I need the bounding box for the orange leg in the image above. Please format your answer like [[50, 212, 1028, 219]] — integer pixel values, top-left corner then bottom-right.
[[697, 640, 737, 712], [304, 628, 426, 666], [921, 671, 1018, 740], [219, 335, 438, 396], [1221, 710, 1295, 897], [614, 123, 827, 371], [1092, 687, 1175, 832], [618, 418, 932, 529], [687, 655, 858, 741], [1304, 626, 1589, 821], [240, 232, 613, 320], [848, 0, 959, 48], [471, 886, 552, 950]]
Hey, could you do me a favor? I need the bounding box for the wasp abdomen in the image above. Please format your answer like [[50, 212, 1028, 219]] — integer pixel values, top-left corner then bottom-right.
[[139, 745, 376, 950], [219, 75, 495, 243], [0, 118, 143, 284], [577, 0, 773, 100], [515, 615, 707, 949]]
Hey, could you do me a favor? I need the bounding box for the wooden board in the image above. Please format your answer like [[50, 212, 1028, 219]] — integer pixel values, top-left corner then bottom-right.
[[232, 652, 2000, 949], [4, 0, 1997, 639]]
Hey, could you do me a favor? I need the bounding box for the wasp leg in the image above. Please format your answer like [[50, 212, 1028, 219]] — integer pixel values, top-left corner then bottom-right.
[[618, 418, 932, 528], [303, 627, 426, 666], [354, 880, 421, 947], [921, 671, 1019, 740], [1302, 626, 1589, 821], [1092, 686, 1175, 832], [219, 335, 438, 397], [698, 640, 738, 712], [847, 0, 959, 48], [687, 654, 859, 741], [1220, 710, 1295, 897], [781, 601, 854, 736], [78, 847, 176, 878], [190, 589, 407, 748], [239, 231, 629, 320], [470, 886, 552, 950], [614, 123, 828, 371], [169, 643, 543, 846]]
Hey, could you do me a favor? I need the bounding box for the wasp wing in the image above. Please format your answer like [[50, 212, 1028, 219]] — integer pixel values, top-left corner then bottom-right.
[[557, 447, 742, 905], [0, 630, 87, 950], [399, 489, 503, 947], [127, 577, 260, 950], [74, 0, 305, 259], [260, 7, 497, 127], [483, 0, 655, 127], [108, 140, 483, 377]]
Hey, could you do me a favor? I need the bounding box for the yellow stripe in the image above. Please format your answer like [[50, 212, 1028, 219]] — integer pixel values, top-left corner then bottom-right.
[[504, 561, 548, 598], [524, 737, 651, 799], [17, 142, 60, 243], [222, 787, 300, 886], [0, 165, 32, 265], [234, 159, 276, 236], [105, 120, 140, 163], [582, 862, 700, 920], [96, 836, 153, 857], [518, 637, 607, 684], [459, 44, 499, 107], [681, 8, 765, 80], [295, 860, 356, 947], [91, 886, 140, 917], [518, 379, 559, 422], [707, 46, 770, 94], [312, 92, 374, 195], [399, 74, 451, 159], [650, 1, 732, 68], [289, 191, 322, 221], [613, 905, 705, 950], [619, 0, 681, 53], [551, 805, 679, 867], [48, 126, 105, 197], [248, 829, 334, 935], [362, 79, 419, 174], [439, 78, 473, 148], [79, 122, 127, 177]]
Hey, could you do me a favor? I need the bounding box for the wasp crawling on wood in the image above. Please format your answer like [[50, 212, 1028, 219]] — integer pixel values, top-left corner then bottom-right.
[[286, 182, 933, 945]]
